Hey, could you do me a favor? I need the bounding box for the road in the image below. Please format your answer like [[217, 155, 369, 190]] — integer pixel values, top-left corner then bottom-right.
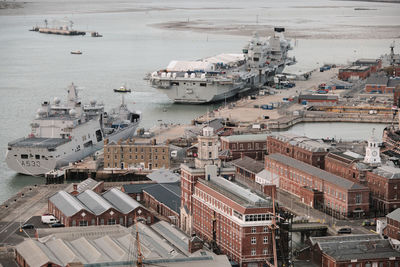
[[0, 184, 68, 246], [276, 189, 376, 236]]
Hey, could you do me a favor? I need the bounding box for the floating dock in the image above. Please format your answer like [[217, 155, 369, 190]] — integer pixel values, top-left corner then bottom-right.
[[38, 27, 86, 36]]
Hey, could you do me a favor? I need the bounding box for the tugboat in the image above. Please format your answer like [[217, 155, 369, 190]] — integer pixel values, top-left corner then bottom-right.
[[113, 85, 131, 93]]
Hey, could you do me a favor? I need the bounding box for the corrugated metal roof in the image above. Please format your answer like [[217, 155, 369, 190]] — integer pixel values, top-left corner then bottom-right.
[[267, 154, 367, 190], [102, 188, 142, 214], [49, 190, 87, 217], [76, 190, 114, 215], [15, 239, 62, 266]]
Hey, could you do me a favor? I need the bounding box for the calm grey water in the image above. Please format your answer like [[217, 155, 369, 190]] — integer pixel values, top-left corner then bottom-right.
[[0, 0, 399, 203]]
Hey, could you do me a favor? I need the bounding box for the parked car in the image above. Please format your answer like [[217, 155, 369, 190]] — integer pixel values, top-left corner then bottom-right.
[[337, 227, 352, 234], [51, 223, 65, 228], [21, 224, 34, 229]]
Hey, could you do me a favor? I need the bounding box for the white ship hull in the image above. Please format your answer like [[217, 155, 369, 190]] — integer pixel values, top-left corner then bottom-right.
[[157, 82, 244, 104], [5, 122, 139, 176]]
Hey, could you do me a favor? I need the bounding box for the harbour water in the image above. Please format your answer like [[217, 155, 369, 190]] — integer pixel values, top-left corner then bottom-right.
[[0, 0, 399, 203]]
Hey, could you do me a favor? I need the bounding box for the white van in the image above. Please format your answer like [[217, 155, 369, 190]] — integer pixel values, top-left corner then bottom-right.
[[41, 215, 58, 224]]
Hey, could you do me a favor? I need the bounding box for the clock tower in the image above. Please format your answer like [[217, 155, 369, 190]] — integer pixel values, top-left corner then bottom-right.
[[364, 128, 381, 165]]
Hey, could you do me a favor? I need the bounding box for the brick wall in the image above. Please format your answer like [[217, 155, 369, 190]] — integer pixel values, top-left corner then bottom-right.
[[220, 139, 267, 160]]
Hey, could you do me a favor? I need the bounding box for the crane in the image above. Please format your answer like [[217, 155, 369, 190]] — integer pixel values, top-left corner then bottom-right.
[[135, 217, 144, 267], [265, 189, 278, 267]]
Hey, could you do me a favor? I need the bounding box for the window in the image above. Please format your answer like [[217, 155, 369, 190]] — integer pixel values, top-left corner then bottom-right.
[[251, 227, 256, 233], [251, 249, 256, 256], [263, 236, 268, 244], [355, 194, 362, 204], [209, 152, 212, 159], [263, 248, 268, 255], [79, 220, 88, 226], [251, 237, 256, 244], [21, 154, 28, 159], [72, 220, 76, 226], [263, 226, 268, 233], [108, 219, 116, 225], [100, 219, 105, 225]]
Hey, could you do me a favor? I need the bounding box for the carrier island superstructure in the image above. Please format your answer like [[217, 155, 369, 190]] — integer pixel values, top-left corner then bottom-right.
[[5, 83, 141, 176], [149, 27, 296, 104]]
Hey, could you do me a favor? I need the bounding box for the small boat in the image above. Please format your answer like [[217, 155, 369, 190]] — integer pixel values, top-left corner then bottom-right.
[[71, 50, 82, 55], [113, 85, 131, 93]]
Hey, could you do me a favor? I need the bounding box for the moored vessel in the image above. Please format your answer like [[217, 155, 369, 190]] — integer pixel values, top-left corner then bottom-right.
[[5, 83, 141, 176], [149, 27, 295, 104]]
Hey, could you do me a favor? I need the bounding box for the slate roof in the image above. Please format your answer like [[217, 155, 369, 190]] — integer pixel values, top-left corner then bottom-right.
[[372, 165, 400, 179], [49, 191, 87, 217], [270, 133, 331, 152], [76, 178, 102, 193], [143, 183, 181, 213], [220, 133, 269, 142], [388, 78, 400, 88], [76, 190, 113, 215], [366, 75, 389, 85], [147, 168, 180, 184], [232, 156, 264, 174], [50, 188, 143, 217], [122, 183, 157, 194], [102, 188, 142, 214], [313, 235, 400, 261], [387, 208, 400, 222], [267, 154, 367, 190]]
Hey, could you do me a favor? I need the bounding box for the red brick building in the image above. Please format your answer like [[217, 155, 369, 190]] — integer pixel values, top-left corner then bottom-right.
[[366, 165, 400, 215], [232, 156, 277, 199], [365, 74, 400, 94], [338, 65, 371, 81], [232, 156, 265, 183], [324, 151, 370, 184], [267, 133, 331, 169], [385, 208, 400, 241], [143, 182, 180, 227], [121, 182, 157, 202], [354, 58, 382, 73], [192, 176, 274, 266], [180, 127, 235, 234], [48, 188, 153, 227], [266, 153, 370, 218], [220, 134, 268, 160], [309, 234, 400, 267]]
